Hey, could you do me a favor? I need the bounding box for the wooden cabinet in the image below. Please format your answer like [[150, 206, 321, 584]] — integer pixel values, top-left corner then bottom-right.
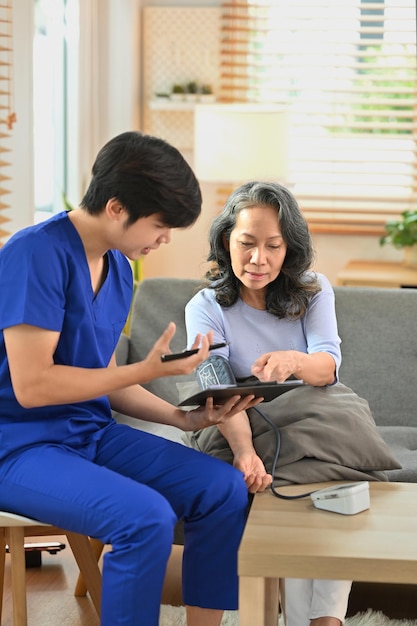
[[336, 259, 417, 288]]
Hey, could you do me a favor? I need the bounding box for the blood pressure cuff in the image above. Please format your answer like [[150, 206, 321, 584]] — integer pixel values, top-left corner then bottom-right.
[[196, 355, 236, 390]]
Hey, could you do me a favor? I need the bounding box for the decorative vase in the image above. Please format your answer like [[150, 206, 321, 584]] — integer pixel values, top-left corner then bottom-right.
[[403, 245, 417, 268]]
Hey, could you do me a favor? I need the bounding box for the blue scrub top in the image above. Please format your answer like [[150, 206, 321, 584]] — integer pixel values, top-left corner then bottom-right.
[[0, 212, 133, 460]]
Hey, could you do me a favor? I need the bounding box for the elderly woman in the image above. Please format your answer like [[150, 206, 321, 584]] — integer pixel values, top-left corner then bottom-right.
[[185, 181, 352, 626]]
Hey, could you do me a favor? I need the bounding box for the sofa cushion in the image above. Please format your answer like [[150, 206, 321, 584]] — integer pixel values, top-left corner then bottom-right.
[[334, 287, 417, 429]]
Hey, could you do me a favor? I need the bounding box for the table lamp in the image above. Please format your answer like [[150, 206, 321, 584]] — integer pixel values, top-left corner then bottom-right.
[[193, 103, 289, 185]]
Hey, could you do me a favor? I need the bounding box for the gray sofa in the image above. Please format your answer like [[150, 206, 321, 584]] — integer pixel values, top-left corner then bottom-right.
[[115, 277, 417, 484], [114, 277, 417, 618]]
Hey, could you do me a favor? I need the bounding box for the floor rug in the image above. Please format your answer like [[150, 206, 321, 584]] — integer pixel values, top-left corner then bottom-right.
[[159, 605, 417, 626]]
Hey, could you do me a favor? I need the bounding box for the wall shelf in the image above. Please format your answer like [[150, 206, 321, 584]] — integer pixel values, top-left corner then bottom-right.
[[149, 99, 216, 111], [149, 100, 196, 111]]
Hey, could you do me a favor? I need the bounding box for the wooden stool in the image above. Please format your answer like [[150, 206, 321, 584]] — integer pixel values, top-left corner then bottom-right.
[[0, 511, 102, 626]]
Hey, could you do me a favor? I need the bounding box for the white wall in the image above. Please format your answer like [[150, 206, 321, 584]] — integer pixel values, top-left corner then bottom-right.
[[312, 233, 402, 285]]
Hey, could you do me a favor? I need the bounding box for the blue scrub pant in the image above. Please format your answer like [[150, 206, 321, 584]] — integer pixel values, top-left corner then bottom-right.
[[0, 422, 248, 625]]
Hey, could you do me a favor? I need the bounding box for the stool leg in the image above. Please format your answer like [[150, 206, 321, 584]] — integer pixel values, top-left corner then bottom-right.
[[66, 533, 102, 616], [0, 528, 6, 623], [6, 527, 28, 626], [73, 537, 104, 599]]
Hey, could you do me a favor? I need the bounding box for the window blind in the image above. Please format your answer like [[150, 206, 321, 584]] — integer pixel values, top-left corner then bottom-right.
[[220, 1, 417, 233], [0, 0, 15, 245]]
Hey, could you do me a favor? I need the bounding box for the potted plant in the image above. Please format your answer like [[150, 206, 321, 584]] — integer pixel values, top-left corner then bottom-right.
[[185, 81, 198, 102], [380, 209, 417, 267], [199, 84, 216, 103], [171, 84, 185, 102], [155, 91, 170, 101]]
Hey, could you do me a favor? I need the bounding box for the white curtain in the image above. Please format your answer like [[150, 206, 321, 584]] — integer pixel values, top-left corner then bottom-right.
[[69, 0, 141, 205]]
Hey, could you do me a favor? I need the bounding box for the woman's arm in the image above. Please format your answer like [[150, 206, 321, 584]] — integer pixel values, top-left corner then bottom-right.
[[218, 412, 272, 493], [252, 276, 340, 386], [251, 350, 336, 386]]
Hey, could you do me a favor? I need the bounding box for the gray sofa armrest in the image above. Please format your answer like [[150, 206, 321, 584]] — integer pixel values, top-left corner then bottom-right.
[[112, 330, 187, 443], [112, 281, 200, 444], [128, 277, 201, 406], [115, 332, 129, 366]]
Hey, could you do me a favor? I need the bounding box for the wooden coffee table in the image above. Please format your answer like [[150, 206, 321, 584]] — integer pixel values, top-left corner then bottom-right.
[[238, 481, 417, 626]]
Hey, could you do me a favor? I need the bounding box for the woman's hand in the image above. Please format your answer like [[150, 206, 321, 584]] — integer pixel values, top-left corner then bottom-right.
[[233, 450, 272, 493], [251, 350, 302, 383], [251, 349, 336, 386], [182, 394, 262, 431]]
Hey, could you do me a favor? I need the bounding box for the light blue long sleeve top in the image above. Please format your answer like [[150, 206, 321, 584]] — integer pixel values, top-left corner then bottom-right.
[[185, 272, 341, 381]]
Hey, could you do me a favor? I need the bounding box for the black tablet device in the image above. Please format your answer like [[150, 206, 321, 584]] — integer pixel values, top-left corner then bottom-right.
[[178, 380, 306, 406]]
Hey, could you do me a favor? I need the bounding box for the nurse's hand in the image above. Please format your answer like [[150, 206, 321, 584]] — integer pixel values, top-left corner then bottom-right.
[[182, 394, 262, 431], [139, 322, 214, 383]]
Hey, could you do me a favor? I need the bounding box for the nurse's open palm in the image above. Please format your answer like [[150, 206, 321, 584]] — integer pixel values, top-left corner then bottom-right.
[[183, 394, 262, 431]]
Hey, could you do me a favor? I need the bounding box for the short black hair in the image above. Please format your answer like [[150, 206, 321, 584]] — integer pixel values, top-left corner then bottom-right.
[[81, 131, 202, 228]]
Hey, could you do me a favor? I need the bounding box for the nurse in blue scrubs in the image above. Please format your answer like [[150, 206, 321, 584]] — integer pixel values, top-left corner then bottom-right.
[[0, 131, 259, 626]]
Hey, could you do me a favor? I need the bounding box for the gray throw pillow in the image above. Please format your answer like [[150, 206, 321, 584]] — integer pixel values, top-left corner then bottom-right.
[[186, 383, 401, 486]]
